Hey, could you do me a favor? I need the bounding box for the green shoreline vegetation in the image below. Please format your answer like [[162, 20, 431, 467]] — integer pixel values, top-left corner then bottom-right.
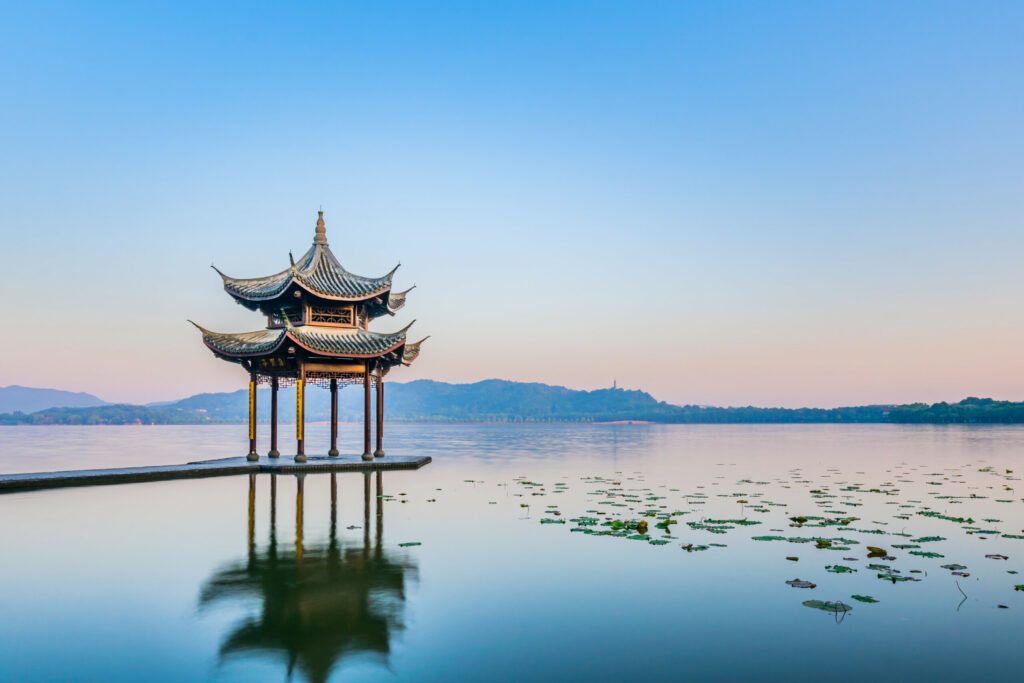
[[0, 382, 1021, 426]]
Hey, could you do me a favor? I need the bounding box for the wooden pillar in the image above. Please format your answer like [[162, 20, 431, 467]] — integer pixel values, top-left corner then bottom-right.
[[268, 376, 280, 457], [362, 471, 371, 551], [247, 372, 259, 461], [374, 369, 385, 457], [329, 473, 338, 552], [269, 473, 277, 553], [328, 378, 339, 456], [295, 474, 305, 563], [247, 473, 256, 560], [295, 364, 307, 462], [361, 362, 373, 460], [375, 470, 383, 555]]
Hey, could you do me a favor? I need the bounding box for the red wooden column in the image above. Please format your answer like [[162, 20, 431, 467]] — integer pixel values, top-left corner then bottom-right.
[[362, 362, 373, 460], [246, 371, 259, 461], [374, 369, 385, 457], [328, 378, 339, 456], [295, 364, 307, 463], [268, 376, 280, 457]]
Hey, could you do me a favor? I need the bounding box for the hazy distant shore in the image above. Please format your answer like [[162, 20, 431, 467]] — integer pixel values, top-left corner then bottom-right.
[[2, 381, 1022, 425]]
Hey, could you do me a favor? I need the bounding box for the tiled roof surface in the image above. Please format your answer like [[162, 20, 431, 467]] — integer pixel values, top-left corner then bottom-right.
[[193, 322, 419, 361], [214, 214, 400, 303], [217, 243, 398, 302]]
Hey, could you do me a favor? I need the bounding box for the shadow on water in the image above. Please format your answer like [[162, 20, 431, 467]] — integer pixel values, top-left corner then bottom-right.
[[199, 472, 416, 683]]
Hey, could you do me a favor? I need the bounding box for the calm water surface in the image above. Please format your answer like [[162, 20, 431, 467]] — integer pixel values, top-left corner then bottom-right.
[[1, 424, 1023, 682]]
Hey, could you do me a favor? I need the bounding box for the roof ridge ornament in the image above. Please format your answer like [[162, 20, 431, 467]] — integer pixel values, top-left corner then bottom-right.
[[314, 209, 328, 246], [186, 319, 211, 335]]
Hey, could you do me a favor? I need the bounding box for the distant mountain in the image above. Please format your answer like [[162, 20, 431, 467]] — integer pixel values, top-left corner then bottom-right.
[[0, 385, 107, 414], [155, 379, 894, 424], [167, 379, 694, 423], [0, 379, 891, 425], [1, 381, 1020, 425]]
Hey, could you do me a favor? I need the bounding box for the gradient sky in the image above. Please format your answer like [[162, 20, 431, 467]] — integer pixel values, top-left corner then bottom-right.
[[1, 1, 1022, 407]]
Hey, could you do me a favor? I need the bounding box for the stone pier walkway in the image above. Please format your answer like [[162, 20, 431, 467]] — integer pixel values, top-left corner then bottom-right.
[[0, 454, 431, 493]]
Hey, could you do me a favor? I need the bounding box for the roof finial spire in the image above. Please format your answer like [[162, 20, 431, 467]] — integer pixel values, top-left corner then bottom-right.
[[314, 208, 328, 246]]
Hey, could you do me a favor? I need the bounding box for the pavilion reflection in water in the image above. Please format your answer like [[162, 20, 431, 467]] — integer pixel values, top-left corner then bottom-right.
[[200, 472, 416, 683]]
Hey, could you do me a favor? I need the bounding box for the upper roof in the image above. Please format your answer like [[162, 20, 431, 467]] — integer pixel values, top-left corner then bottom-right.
[[213, 211, 405, 310]]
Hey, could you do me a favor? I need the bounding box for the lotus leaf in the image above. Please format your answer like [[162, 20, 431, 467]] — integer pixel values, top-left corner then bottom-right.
[[803, 600, 852, 613]]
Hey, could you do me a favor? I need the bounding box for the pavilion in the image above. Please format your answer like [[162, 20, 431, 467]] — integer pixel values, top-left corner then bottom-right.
[[191, 211, 425, 462]]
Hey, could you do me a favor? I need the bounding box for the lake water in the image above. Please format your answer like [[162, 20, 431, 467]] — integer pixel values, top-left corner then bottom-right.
[[1, 423, 1022, 682]]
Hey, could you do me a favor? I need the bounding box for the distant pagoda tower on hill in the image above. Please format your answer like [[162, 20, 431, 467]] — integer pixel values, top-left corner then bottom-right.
[[191, 211, 425, 462]]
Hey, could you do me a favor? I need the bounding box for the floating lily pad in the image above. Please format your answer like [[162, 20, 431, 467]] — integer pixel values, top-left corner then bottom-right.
[[877, 573, 920, 583], [826, 564, 857, 574], [918, 511, 973, 524], [851, 594, 879, 603], [398, 542, 422, 547], [909, 550, 944, 558], [705, 518, 760, 526], [786, 578, 816, 589], [687, 522, 732, 533], [803, 600, 852, 613]]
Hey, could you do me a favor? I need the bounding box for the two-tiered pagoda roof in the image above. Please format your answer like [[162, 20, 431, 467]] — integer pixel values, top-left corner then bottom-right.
[[192, 211, 425, 374]]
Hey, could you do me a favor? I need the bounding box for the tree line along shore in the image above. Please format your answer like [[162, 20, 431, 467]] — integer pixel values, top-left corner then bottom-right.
[[1, 382, 1021, 425]]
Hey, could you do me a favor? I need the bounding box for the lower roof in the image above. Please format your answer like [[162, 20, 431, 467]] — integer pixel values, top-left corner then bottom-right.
[[190, 322, 423, 361]]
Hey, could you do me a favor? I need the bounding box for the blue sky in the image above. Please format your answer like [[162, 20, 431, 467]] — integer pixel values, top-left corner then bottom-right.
[[1, 1, 1022, 406]]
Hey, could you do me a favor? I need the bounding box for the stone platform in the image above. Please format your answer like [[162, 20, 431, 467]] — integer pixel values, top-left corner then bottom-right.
[[0, 454, 431, 494]]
